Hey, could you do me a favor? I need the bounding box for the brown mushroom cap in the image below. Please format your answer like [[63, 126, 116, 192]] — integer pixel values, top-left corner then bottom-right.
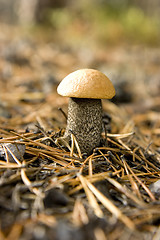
[[57, 69, 115, 99]]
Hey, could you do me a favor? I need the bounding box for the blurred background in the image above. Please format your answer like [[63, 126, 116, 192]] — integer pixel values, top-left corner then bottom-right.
[[0, 0, 160, 45], [0, 0, 160, 113]]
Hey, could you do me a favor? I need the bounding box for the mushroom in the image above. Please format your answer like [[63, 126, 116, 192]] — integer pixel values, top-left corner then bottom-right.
[[57, 69, 115, 155]]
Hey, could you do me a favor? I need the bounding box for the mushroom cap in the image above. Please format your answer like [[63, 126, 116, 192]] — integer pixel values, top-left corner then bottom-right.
[[57, 69, 115, 99]]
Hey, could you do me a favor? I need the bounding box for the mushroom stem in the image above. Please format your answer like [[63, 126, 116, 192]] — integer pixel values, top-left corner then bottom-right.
[[64, 97, 102, 154]]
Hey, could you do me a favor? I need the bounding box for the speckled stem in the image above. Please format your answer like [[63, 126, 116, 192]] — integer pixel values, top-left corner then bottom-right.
[[64, 97, 102, 154]]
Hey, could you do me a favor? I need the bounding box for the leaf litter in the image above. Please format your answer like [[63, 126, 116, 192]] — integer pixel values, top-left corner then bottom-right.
[[0, 27, 160, 240]]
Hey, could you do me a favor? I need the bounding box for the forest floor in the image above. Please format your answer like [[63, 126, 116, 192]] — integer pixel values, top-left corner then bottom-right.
[[0, 24, 160, 240]]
